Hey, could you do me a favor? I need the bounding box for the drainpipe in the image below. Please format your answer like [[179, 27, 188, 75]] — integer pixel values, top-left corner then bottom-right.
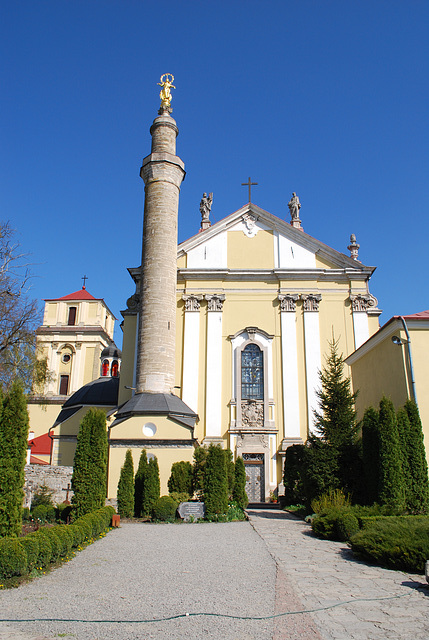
[[398, 316, 418, 406]]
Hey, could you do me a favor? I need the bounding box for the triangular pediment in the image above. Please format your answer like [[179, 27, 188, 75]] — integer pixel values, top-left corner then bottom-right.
[[178, 203, 374, 274]]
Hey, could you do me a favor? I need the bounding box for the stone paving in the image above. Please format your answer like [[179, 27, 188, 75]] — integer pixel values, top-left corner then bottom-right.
[[248, 509, 429, 640]]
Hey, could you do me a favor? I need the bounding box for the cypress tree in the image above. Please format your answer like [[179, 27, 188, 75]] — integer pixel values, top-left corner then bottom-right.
[[142, 456, 160, 517], [192, 446, 208, 499], [233, 456, 248, 510], [71, 408, 108, 519], [378, 397, 405, 510], [167, 461, 193, 497], [404, 400, 429, 513], [283, 444, 306, 505], [203, 444, 228, 517], [134, 449, 148, 517], [117, 450, 134, 518], [361, 406, 380, 504], [0, 382, 28, 537], [224, 449, 235, 500], [396, 408, 412, 508]]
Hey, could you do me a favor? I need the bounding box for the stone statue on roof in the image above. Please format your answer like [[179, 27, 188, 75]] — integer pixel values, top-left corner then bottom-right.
[[288, 192, 301, 221], [200, 192, 213, 230]]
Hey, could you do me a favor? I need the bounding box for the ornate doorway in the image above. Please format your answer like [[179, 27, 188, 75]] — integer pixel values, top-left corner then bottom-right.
[[243, 453, 264, 502]]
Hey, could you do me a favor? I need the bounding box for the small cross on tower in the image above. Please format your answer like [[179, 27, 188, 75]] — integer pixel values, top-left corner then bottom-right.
[[82, 275, 88, 290], [241, 177, 258, 203]]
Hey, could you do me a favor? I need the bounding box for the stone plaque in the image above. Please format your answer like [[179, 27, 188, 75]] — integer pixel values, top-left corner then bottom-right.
[[177, 501, 205, 522]]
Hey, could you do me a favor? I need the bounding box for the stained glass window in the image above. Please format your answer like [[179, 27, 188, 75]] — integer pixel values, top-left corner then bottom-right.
[[241, 343, 263, 399]]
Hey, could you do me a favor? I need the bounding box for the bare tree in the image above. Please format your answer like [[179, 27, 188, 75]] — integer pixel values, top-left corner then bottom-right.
[[0, 222, 43, 391]]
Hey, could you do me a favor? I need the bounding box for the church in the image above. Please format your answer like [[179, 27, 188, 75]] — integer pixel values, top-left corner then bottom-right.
[[29, 76, 385, 502]]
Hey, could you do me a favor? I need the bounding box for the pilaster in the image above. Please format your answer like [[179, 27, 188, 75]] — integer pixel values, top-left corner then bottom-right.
[[204, 294, 225, 440], [301, 294, 322, 433]]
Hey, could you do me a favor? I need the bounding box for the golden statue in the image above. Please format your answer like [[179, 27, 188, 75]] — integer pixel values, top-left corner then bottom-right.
[[158, 73, 175, 108]]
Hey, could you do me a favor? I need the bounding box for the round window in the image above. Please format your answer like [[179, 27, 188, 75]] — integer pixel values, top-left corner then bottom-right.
[[62, 353, 71, 364], [142, 422, 157, 437]]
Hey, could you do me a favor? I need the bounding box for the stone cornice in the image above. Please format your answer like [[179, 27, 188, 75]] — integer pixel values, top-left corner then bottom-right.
[[177, 268, 374, 283]]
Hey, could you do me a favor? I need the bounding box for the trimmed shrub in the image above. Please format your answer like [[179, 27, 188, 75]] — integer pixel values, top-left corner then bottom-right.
[[350, 517, 429, 572], [67, 524, 84, 548], [168, 461, 193, 498], [224, 449, 235, 500], [37, 528, 62, 562], [0, 539, 27, 578], [404, 400, 429, 513], [27, 531, 52, 568], [192, 446, 208, 499], [378, 397, 405, 510], [204, 444, 228, 518], [117, 450, 134, 518], [233, 456, 248, 510], [32, 504, 48, 523], [142, 456, 160, 517], [302, 437, 340, 506], [153, 495, 177, 521], [311, 489, 350, 514], [71, 408, 108, 519], [169, 491, 190, 505], [336, 513, 360, 541], [283, 444, 306, 505], [361, 406, 380, 504], [19, 535, 39, 571], [134, 449, 148, 517], [56, 502, 73, 523]]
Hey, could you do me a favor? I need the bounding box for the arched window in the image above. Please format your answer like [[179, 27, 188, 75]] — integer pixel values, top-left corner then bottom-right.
[[101, 360, 109, 376], [241, 343, 263, 400], [111, 360, 119, 377]]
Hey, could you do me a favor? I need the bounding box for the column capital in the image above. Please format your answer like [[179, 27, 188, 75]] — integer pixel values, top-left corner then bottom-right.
[[350, 294, 371, 312], [278, 294, 299, 312], [205, 294, 225, 312], [301, 293, 322, 312], [182, 294, 203, 311]]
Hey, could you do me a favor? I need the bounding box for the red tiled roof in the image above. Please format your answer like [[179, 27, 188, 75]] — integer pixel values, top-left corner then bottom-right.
[[28, 432, 52, 455], [30, 455, 49, 465], [400, 310, 429, 319], [45, 288, 101, 302]]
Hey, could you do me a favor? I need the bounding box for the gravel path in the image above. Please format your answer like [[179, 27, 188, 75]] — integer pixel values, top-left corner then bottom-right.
[[0, 521, 277, 640]]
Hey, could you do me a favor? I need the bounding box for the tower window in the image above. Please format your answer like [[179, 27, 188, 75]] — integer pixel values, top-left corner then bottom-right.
[[111, 360, 119, 377], [59, 375, 69, 395], [67, 307, 77, 326], [101, 360, 109, 376], [241, 344, 264, 399]]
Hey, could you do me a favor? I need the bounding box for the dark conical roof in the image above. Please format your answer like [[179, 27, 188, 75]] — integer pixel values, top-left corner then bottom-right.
[[100, 344, 122, 359], [63, 376, 119, 408]]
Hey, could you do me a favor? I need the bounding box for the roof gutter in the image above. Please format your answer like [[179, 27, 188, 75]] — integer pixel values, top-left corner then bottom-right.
[[399, 316, 418, 406]]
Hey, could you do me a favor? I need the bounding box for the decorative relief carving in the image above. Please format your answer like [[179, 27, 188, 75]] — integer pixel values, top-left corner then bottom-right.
[[347, 234, 360, 260], [246, 327, 257, 341], [301, 293, 322, 312], [205, 294, 225, 311], [241, 213, 259, 237], [242, 453, 264, 461], [182, 294, 203, 311], [278, 294, 299, 312], [126, 293, 140, 312], [241, 400, 264, 429], [350, 294, 371, 312], [367, 293, 378, 308]]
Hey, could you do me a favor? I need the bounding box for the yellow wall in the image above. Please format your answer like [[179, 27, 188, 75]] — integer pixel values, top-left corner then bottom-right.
[[227, 230, 274, 269]]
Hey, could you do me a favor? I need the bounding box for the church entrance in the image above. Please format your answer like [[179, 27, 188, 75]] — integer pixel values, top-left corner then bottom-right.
[[243, 453, 265, 502]]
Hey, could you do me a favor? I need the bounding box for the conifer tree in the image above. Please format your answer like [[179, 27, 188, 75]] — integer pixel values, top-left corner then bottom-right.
[[192, 446, 208, 499], [134, 449, 147, 517], [117, 450, 134, 518], [404, 400, 429, 513], [142, 456, 160, 517], [224, 448, 235, 500], [167, 461, 193, 497], [396, 408, 412, 507], [233, 456, 248, 510], [71, 408, 108, 519], [204, 444, 228, 517], [313, 338, 360, 497], [361, 406, 380, 504], [378, 397, 405, 510], [0, 382, 29, 537]]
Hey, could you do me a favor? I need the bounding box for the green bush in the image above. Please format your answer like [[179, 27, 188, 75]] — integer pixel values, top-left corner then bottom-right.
[[56, 502, 73, 523], [336, 513, 360, 541], [134, 449, 147, 517], [233, 456, 248, 510], [117, 450, 134, 518], [19, 535, 39, 571], [31, 504, 48, 523], [350, 517, 429, 572], [22, 507, 31, 521], [0, 539, 27, 578], [31, 484, 55, 508], [142, 456, 160, 517], [37, 528, 62, 562], [204, 444, 228, 517], [168, 461, 193, 498], [311, 489, 351, 514], [153, 496, 177, 521], [169, 492, 190, 505], [27, 531, 52, 568], [192, 446, 208, 499], [67, 524, 84, 548]]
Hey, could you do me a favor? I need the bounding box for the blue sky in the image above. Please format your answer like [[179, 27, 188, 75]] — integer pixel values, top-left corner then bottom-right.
[[1, 1, 428, 347]]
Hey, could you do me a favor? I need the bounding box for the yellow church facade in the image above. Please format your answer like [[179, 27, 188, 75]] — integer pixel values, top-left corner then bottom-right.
[[112, 201, 380, 501]]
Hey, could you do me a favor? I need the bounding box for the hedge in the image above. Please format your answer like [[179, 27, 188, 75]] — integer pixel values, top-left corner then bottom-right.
[[0, 506, 115, 582]]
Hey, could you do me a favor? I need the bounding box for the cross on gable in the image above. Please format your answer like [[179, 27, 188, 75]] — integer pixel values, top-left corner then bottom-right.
[[241, 177, 258, 203]]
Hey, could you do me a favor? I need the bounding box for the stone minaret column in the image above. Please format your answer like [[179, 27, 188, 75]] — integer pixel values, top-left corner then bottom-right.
[[136, 107, 185, 394]]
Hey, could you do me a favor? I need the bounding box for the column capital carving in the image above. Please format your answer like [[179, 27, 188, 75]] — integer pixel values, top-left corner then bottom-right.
[[278, 294, 299, 312], [350, 294, 371, 312], [205, 294, 225, 312], [182, 294, 203, 311], [301, 293, 322, 312]]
